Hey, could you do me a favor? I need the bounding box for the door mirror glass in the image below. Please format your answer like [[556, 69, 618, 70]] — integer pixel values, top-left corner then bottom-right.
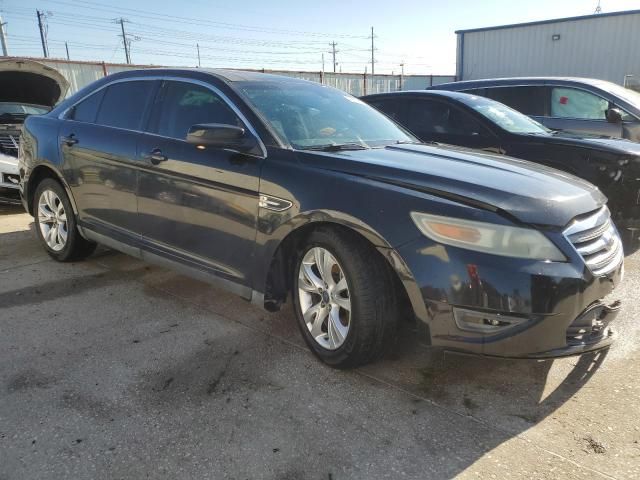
[[186, 123, 259, 153], [606, 108, 623, 124]]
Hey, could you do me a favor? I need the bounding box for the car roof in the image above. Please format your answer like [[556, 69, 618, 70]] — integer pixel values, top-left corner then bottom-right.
[[429, 77, 615, 90], [362, 90, 474, 102], [114, 67, 313, 85]]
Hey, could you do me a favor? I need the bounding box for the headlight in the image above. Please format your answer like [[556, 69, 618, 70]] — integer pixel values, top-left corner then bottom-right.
[[410, 212, 566, 261]]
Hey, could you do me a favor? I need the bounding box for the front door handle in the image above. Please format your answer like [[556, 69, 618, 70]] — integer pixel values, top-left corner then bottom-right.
[[61, 134, 78, 146], [143, 148, 168, 165]]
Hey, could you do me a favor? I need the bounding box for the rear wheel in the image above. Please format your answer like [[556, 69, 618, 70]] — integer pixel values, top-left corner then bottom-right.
[[293, 227, 398, 368], [34, 179, 96, 262]]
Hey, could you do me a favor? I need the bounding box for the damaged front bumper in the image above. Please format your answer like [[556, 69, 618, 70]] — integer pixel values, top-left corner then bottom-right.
[[397, 233, 624, 359]]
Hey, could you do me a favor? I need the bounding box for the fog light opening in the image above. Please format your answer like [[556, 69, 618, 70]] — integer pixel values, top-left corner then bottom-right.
[[454, 307, 527, 333]]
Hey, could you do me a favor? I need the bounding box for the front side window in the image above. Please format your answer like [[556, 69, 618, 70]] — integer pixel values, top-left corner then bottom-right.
[[550, 87, 609, 120], [95, 81, 154, 130], [69, 89, 105, 123], [367, 99, 406, 123], [405, 100, 487, 137], [485, 86, 547, 116], [237, 81, 414, 149], [152, 81, 243, 140]]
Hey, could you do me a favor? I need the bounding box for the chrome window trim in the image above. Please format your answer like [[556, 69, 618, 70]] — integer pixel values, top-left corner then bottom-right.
[[59, 75, 267, 158]]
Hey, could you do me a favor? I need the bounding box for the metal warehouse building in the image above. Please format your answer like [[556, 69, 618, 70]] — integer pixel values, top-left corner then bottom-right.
[[456, 9, 640, 86]]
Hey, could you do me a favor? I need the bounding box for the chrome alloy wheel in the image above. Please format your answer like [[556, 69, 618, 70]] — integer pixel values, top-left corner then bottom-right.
[[38, 189, 68, 252], [298, 247, 351, 350]]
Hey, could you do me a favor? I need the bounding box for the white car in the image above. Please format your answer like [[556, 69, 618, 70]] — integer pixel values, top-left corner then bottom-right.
[[0, 59, 68, 189]]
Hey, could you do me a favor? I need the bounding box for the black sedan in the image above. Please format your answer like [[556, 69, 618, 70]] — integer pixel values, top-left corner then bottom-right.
[[19, 69, 622, 367], [363, 90, 640, 232]]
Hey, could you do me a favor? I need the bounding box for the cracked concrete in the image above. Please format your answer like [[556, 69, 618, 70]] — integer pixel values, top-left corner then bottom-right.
[[1, 198, 639, 479]]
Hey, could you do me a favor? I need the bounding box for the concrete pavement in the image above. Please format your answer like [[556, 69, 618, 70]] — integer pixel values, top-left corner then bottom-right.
[[1, 198, 639, 479]]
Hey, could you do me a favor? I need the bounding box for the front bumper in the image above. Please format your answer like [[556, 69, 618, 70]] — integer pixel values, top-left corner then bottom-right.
[[396, 236, 623, 359]]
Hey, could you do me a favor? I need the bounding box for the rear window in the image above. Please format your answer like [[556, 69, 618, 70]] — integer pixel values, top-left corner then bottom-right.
[[95, 81, 153, 130], [485, 86, 547, 116]]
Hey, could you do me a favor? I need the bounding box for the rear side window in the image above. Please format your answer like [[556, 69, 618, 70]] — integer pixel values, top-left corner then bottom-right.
[[95, 81, 154, 130], [151, 81, 242, 140], [550, 87, 609, 120], [69, 89, 105, 123], [485, 86, 546, 116]]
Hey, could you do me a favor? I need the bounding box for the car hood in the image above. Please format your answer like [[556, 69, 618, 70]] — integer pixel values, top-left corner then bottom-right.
[[305, 143, 605, 227], [0, 59, 69, 107], [542, 132, 640, 156]]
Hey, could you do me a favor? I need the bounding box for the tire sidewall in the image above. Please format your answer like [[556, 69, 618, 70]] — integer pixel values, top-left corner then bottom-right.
[[292, 238, 362, 367], [34, 179, 78, 261]]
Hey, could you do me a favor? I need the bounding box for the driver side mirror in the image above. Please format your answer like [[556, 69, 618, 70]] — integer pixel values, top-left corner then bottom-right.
[[186, 123, 261, 155], [605, 108, 623, 124]]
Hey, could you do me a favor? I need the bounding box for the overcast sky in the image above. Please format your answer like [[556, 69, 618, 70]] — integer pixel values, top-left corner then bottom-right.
[[1, 0, 639, 74]]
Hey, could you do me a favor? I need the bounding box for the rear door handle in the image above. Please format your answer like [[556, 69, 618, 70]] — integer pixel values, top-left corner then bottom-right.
[[61, 134, 78, 146], [143, 148, 168, 165]]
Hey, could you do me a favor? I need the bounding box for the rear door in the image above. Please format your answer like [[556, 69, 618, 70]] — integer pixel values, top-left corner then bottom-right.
[[136, 79, 263, 288], [60, 79, 157, 242]]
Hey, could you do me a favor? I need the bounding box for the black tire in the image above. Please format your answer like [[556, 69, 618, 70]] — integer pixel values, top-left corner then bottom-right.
[[292, 227, 398, 368], [33, 178, 97, 262]]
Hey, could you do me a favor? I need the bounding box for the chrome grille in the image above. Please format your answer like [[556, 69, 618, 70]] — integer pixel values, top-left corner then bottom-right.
[[564, 206, 623, 276], [0, 133, 19, 153]]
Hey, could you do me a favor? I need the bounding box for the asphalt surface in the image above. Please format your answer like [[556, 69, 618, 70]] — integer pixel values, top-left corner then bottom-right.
[[1, 193, 639, 479]]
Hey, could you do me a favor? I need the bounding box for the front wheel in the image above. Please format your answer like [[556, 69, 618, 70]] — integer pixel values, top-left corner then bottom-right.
[[293, 228, 398, 368], [34, 179, 96, 262]]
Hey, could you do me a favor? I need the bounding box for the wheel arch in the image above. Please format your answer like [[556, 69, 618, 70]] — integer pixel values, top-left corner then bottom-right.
[[26, 163, 78, 217], [259, 212, 429, 327]]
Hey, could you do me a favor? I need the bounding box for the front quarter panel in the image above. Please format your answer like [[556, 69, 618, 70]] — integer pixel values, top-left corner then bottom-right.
[[251, 147, 510, 319], [20, 115, 64, 212]]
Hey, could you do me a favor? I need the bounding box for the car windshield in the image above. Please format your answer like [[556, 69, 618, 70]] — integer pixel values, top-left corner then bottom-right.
[[465, 96, 549, 134], [0, 102, 49, 116], [236, 81, 415, 149]]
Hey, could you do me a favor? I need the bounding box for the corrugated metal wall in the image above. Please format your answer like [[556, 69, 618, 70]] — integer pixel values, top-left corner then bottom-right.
[[14, 57, 454, 97], [458, 11, 640, 85]]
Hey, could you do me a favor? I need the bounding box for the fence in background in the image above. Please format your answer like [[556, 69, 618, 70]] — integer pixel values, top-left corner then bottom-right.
[[7, 57, 455, 97]]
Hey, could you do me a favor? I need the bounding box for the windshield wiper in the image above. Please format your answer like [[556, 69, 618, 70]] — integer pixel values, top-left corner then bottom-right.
[[299, 143, 369, 152]]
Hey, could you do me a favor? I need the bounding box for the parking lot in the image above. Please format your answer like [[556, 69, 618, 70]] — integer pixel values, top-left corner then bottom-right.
[[0, 196, 639, 479]]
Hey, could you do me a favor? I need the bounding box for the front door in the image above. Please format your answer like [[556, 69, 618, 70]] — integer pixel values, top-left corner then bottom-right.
[[136, 79, 263, 287]]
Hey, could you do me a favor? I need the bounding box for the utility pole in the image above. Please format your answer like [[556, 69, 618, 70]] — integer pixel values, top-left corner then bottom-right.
[[370, 26, 375, 76], [116, 18, 131, 64], [0, 15, 8, 56], [196, 43, 201, 67], [321, 53, 325, 74], [399, 61, 405, 90], [329, 41, 338, 73], [37, 10, 49, 58], [65, 42, 70, 60]]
